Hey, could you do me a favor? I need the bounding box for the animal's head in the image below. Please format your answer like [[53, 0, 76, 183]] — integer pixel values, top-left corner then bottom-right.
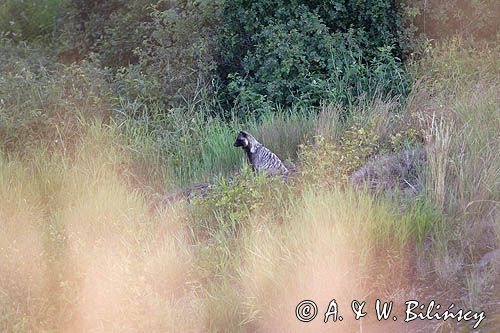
[[234, 131, 257, 152]]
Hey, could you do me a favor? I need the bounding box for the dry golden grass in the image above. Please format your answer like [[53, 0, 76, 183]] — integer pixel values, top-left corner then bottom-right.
[[0, 128, 205, 332], [0, 39, 498, 332]]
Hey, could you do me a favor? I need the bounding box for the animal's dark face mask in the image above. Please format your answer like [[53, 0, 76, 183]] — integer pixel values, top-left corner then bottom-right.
[[234, 131, 249, 148]]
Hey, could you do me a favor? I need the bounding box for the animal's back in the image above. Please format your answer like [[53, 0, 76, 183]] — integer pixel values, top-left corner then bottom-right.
[[252, 144, 289, 176]]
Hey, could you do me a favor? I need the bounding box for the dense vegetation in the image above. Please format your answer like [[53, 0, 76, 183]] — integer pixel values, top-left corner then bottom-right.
[[0, 1, 499, 332], [215, 0, 411, 112], [3, 1, 498, 110]]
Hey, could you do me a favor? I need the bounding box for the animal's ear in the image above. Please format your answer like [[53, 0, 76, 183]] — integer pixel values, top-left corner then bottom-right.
[[240, 131, 250, 137]]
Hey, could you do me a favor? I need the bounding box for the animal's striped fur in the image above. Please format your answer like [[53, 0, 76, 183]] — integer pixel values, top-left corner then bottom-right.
[[234, 131, 289, 176]]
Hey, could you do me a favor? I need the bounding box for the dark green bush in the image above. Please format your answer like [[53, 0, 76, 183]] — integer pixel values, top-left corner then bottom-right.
[[216, 0, 413, 113], [59, 0, 420, 113]]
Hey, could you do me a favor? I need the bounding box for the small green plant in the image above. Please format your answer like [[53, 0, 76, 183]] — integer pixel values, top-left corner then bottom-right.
[[192, 168, 289, 235], [389, 128, 424, 151], [298, 126, 380, 188]]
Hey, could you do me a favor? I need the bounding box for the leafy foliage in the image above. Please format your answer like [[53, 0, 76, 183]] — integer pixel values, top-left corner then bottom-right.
[[0, 44, 113, 152], [60, 0, 416, 112], [192, 168, 290, 234], [298, 127, 380, 188], [118, 1, 221, 105], [60, 0, 221, 106], [0, 0, 62, 42], [216, 0, 413, 113], [60, 0, 161, 66]]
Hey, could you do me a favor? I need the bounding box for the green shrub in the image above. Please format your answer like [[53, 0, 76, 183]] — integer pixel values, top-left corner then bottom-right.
[[61, 0, 221, 106], [0, 44, 113, 153], [61, 0, 160, 67], [0, 0, 62, 43], [298, 127, 380, 188], [191, 168, 292, 235], [118, 0, 221, 106], [59, 0, 416, 111], [216, 0, 413, 113]]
